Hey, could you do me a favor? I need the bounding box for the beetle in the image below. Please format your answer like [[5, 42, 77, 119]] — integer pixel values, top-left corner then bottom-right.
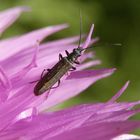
[[33, 24, 94, 96], [34, 46, 86, 96]]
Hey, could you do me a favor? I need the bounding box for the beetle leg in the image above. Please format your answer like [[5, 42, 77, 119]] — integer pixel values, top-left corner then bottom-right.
[[65, 50, 70, 56], [57, 79, 61, 87], [30, 69, 47, 84], [69, 66, 76, 71], [59, 53, 63, 60], [46, 89, 51, 98], [46, 80, 60, 98], [29, 79, 39, 84], [41, 69, 47, 78], [51, 80, 61, 89], [30, 68, 48, 84], [72, 66, 76, 70], [74, 60, 80, 64]]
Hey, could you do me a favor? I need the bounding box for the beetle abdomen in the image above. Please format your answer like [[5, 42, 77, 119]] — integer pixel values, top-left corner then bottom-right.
[[34, 57, 72, 95]]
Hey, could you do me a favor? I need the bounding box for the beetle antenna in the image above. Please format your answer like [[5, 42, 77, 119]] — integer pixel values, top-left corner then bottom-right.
[[78, 10, 82, 48], [83, 42, 122, 50]]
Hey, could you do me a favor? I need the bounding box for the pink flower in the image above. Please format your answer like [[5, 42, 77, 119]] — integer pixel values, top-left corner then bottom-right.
[[0, 7, 140, 140]]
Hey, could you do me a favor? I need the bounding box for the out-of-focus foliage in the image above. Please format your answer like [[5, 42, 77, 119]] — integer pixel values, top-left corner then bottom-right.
[[1, 0, 140, 122]]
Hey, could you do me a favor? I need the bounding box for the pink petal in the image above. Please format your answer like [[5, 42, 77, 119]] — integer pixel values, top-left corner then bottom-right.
[[11, 41, 39, 82], [1, 93, 140, 139], [0, 66, 11, 102], [41, 121, 140, 140], [2, 104, 140, 140], [0, 24, 68, 60], [82, 24, 94, 49], [17, 107, 38, 120], [112, 134, 140, 140], [38, 68, 115, 111], [0, 6, 30, 35], [76, 60, 101, 70], [46, 34, 85, 47], [0, 66, 11, 90], [79, 52, 94, 62], [108, 81, 130, 103]]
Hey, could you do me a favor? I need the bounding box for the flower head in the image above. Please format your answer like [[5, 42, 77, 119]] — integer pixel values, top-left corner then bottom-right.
[[0, 7, 140, 140]]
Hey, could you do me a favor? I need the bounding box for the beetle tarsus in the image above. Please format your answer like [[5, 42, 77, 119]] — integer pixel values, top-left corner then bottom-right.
[[65, 50, 70, 56], [59, 53, 63, 60]]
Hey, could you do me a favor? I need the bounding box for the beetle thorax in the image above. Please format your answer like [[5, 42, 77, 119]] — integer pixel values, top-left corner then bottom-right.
[[67, 47, 83, 63]]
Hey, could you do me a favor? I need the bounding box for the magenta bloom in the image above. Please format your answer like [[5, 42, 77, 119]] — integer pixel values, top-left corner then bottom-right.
[[0, 7, 140, 140]]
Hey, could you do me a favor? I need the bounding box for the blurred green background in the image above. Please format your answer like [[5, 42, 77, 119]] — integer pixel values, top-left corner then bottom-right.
[[1, 0, 140, 129]]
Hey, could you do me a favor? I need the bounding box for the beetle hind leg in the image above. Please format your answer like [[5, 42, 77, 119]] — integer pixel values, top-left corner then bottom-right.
[[51, 80, 61, 89]]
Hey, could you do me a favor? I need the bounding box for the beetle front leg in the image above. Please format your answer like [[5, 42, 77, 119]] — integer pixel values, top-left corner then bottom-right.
[[59, 53, 63, 60], [74, 60, 80, 64], [65, 50, 70, 56]]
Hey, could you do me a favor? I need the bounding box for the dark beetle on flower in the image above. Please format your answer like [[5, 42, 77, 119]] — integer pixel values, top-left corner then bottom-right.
[[33, 23, 94, 96], [34, 47, 84, 96]]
